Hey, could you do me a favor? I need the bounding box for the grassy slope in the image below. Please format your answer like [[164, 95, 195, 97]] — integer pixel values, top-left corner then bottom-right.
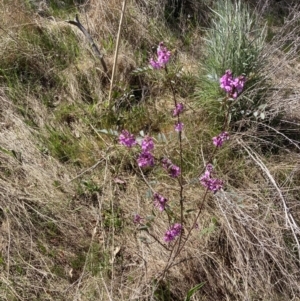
[[0, 0, 300, 300]]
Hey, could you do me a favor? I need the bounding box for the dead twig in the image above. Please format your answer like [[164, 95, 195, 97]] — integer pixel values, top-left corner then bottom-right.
[[67, 14, 109, 76]]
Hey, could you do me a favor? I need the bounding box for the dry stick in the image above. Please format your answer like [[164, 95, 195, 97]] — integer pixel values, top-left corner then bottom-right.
[[58, 158, 106, 187], [108, 0, 127, 110], [67, 14, 108, 76]]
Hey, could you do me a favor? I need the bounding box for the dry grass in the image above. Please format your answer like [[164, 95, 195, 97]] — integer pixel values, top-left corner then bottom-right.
[[0, 0, 300, 300]]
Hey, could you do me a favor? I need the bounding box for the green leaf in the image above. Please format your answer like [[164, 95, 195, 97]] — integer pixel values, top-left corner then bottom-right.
[[138, 226, 149, 231], [200, 224, 215, 235], [97, 129, 119, 136], [145, 189, 153, 199], [185, 209, 195, 213], [147, 215, 155, 221], [184, 282, 205, 301], [211, 217, 218, 225]]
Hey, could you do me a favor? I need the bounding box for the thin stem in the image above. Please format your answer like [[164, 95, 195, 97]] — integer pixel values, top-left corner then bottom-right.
[[157, 234, 181, 281], [176, 189, 209, 256], [146, 231, 171, 251], [222, 95, 231, 131], [159, 189, 209, 279], [108, 0, 127, 110], [164, 67, 185, 257]]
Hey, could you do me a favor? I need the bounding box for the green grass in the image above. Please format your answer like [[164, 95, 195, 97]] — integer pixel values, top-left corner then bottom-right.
[[196, 0, 268, 125], [0, 24, 79, 111], [44, 126, 81, 164], [87, 243, 110, 276]]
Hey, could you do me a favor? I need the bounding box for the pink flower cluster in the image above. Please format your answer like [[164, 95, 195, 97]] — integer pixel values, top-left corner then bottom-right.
[[175, 122, 184, 132], [154, 193, 168, 211], [212, 131, 229, 147], [119, 130, 137, 148], [138, 136, 155, 168], [161, 158, 181, 178], [173, 103, 184, 117], [137, 151, 154, 167], [200, 164, 223, 193], [150, 42, 171, 69], [133, 214, 143, 224], [220, 70, 246, 99], [164, 223, 182, 242]]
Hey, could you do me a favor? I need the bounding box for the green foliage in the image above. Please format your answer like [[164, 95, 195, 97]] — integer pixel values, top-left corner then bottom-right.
[[184, 282, 205, 301], [153, 280, 173, 301], [44, 126, 81, 164], [81, 180, 102, 194], [76, 71, 100, 104], [197, 0, 268, 124], [20, 26, 80, 70], [203, 0, 266, 78], [103, 207, 123, 232], [51, 265, 66, 279], [45, 0, 84, 18], [87, 243, 110, 276], [69, 243, 110, 278], [71, 250, 86, 270], [54, 103, 79, 124], [200, 218, 218, 236], [0, 24, 79, 109]]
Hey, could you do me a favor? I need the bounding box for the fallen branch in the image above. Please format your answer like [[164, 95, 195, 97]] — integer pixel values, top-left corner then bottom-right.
[[67, 14, 109, 76]]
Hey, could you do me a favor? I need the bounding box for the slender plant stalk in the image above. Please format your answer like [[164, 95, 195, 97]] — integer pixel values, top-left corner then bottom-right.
[[108, 0, 127, 110], [175, 189, 209, 257], [153, 69, 185, 281], [159, 77, 232, 277], [165, 68, 185, 254], [160, 189, 209, 280]]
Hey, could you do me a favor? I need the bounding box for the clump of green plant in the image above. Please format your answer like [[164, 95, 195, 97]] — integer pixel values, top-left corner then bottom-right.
[[197, 0, 267, 124], [44, 126, 81, 164], [0, 23, 80, 111]]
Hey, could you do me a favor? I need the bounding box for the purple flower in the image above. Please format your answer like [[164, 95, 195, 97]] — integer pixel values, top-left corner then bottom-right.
[[220, 70, 233, 93], [206, 163, 214, 172], [119, 130, 137, 147], [233, 75, 246, 93], [164, 223, 182, 242], [149, 42, 171, 69], [154, 193, 168, 211], [175, 122, 184, 132], [161, 158, 181, 178], [149, 58, 161, 69], [200, 164, 223, 193], [133, 214, 143, 224], [200, 176, 223, 193], [212, 132, 229, 147], [169, 164, 181, 178], [173, 103, 184, 117], [141, 136, 154, 152], [220, 70, 246, 99], [137, 151, 154, 167]]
